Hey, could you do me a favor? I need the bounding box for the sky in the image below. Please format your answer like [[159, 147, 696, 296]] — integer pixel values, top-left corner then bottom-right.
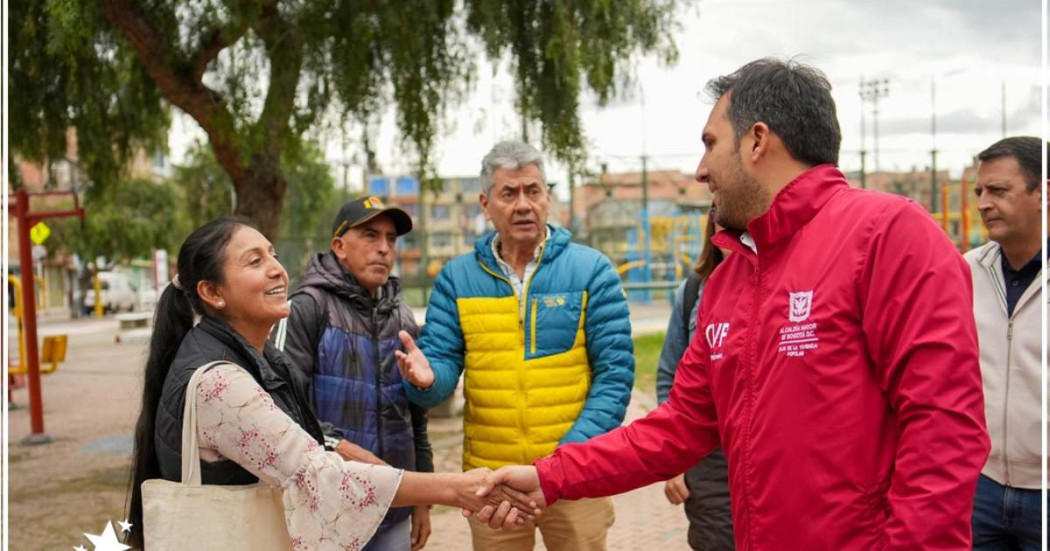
[[168, 0, 1044, 198]]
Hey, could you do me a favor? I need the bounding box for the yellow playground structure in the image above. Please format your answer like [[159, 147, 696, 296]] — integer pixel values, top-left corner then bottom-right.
[[8, 276, 67, 376]]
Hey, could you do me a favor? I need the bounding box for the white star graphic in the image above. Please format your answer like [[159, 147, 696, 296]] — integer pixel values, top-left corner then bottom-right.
[[73, 546, 87, 551], [84, 521, 131, 551], [118, 519, 133, 533]]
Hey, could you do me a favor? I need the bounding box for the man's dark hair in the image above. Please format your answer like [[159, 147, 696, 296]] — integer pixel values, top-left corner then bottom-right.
[[977, 136, 1045, 192], [706, 57, 841, 166]]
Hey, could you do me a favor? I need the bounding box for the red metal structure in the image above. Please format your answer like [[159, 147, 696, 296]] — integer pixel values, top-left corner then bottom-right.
[[8, 188, 85, 444]]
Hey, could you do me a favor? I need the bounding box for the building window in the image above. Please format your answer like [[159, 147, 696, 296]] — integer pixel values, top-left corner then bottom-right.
[[397, 176, 419, 196], [462, 204, 481, 219], [461, 177, 483, 193], [431, 205, 450, 220], [431, 232, 453, 249], [400, 232, 419, 250], [368, 177, 390, 196]]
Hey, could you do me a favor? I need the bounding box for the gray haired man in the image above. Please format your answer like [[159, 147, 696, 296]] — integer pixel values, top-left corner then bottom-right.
[[396, 141, 635, 550]]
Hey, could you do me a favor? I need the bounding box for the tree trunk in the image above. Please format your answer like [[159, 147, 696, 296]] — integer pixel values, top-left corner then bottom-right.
[[103, 0, 299, 241], [233, 153, 287, 240]]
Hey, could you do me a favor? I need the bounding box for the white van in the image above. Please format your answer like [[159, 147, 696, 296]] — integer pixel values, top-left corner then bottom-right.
[[84, 272, 137, 313]]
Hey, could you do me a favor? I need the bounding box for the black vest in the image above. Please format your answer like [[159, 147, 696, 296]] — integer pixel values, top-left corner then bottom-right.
[[154, 316, 325, 485]]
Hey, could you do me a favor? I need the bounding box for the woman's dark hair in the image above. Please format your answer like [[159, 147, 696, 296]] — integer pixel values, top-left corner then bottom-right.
[[125, 217, 248, 548], [695, 206, 725, 284]]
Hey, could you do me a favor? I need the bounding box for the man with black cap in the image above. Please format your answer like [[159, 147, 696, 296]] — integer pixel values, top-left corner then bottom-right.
[[272, 195, 434, 551]]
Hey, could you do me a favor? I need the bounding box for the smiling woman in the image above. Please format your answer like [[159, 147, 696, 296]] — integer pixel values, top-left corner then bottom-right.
[[123, 217, 525, 550]]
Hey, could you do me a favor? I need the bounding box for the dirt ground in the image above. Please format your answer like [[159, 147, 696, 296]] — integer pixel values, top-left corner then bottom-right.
[[8, 318, 147, 550]]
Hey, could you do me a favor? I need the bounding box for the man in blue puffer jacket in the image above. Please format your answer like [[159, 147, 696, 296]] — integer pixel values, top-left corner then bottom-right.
[[396, 141, 634, 550], [273, 196, 434, 551]]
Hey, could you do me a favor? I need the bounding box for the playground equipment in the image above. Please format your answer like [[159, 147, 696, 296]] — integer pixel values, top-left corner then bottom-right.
[[8, 188, 85, 444], [7, 278, 67, 409], [34, 275, 46, 309], [622, 211, 706, 303]]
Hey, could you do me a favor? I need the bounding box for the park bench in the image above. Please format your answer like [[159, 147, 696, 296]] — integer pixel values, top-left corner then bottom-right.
[[115, 312, 151, 330]]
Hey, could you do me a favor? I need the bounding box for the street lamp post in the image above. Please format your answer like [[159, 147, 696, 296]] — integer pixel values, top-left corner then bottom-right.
[[860, 79, 890, 174]]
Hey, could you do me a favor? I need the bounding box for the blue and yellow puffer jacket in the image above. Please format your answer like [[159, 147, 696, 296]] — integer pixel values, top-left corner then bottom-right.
[[405, 226, 634, 470]]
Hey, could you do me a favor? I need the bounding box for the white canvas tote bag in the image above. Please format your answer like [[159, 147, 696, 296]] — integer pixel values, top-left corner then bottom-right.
[[141, 361, 292, 550]]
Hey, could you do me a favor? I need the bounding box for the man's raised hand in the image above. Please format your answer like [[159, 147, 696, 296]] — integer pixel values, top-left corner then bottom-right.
[[396, 330, 435, 389]]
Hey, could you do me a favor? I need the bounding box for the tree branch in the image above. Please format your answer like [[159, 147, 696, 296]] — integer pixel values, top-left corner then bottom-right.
[[254, 3, 303, 156], [102, 0, 247, 184], [190, 24, 246, 83]]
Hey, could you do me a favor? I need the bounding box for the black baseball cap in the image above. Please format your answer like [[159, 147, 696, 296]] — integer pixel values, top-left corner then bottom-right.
[[331, 196, 413, 238]]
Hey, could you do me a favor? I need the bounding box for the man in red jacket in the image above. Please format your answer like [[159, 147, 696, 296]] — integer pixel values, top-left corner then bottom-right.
[[475, 58, 990, 550]]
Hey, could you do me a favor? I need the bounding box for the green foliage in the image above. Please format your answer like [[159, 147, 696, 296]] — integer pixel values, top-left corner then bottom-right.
[[9, 0, 169, 189], [280, 144, 338, 240], [174, 141, 235, 231], [172, 140, 336, 279], [11, 0, 679, 238], [50, 177, 182, 265], [174, 140, 336, 238], [466, 0, 679, 165]]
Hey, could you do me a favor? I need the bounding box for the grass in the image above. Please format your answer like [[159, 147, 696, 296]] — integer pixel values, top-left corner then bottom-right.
[[633, 332, 666, 397]]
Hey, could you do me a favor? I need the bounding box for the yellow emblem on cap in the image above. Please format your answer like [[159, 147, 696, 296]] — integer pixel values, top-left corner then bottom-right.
[[363, 196, 385, 209]]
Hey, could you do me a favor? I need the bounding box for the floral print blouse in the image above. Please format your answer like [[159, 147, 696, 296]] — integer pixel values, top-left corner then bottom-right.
[[194, 362, 403, 550]]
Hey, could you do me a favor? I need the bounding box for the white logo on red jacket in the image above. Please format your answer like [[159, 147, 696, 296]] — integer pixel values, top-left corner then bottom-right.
[[780, 290, 819, 358], [705, 322, 730, 360], [789, 291, 813, 322]]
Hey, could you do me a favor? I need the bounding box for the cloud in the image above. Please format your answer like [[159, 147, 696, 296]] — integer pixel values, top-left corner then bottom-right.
[[690, 0, 1040, 77], [876, 85, 1040, 137]]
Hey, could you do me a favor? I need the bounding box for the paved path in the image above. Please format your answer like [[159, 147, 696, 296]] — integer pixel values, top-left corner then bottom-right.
[[421, 390, 691, 550], [8, 303, 690, 550]]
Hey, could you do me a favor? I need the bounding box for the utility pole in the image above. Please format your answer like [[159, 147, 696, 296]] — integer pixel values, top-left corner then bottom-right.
[[860, 78, 890, 173], [419, 176, 429, 304], [641, 154, 651, 303], [930, 78, 939, 214], [568, 164, 576, 237], [639, 85, 652, 302], [1001, 80, 1007, 138], [858, 77, 867, 189]]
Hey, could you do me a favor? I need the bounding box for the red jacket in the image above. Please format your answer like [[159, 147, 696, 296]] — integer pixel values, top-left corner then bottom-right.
[[536, 165, 989, 550]]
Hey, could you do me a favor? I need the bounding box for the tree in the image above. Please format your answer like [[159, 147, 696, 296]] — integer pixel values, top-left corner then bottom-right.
[[174, 141, 236, 232], [174, 139, 337, 275], [11, 0, 679, 239], [51, 176, 183, 267], [9, 1, 170, 190]]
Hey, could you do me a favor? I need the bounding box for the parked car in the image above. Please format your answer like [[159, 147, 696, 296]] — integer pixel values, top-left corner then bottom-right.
[[84, 271, 137, 314]]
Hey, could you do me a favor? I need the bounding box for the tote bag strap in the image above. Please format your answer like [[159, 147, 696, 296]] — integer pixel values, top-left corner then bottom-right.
[[181, 361, 236, 486]]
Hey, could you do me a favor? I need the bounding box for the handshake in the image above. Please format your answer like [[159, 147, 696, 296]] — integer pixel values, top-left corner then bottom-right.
[[455, 466, 549, 530], [396, 330, 548, 529]]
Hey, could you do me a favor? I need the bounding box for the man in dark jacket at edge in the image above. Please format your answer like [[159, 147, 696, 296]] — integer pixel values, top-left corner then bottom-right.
[[272, 196, 434, 551]]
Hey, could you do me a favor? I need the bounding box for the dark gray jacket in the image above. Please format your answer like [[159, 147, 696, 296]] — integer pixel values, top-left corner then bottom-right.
[[274, 252, 432, 529], [156, 316, 325, 485], [656, 276, 734, 550]]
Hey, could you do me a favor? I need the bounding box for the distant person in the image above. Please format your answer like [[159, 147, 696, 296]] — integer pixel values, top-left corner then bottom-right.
[[966, 136, 1046, 550], [273, 196, 435, 551], [476, 58, 989, 550], [396, 141, 635, 550], [656, 208, 731, 550], [125, 217, 520, 550]]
